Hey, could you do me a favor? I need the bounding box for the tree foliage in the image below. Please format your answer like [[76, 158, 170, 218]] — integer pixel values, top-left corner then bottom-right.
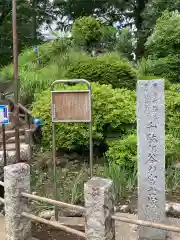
[[0, 0, 57, 66], [72, 16, 118, 54], [72, 16, 103, 51], [55, 0, 149, 59], [116, 27, 134, 60], [2, 0, 180, 65], [146, 10, 180, 58]]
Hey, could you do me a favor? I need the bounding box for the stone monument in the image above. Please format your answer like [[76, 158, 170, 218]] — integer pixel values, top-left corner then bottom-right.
[[137, 80, 166, 239]]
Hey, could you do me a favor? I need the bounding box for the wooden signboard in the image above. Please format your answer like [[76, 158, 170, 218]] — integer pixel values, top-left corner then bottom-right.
[[51, 91, 91, 122]]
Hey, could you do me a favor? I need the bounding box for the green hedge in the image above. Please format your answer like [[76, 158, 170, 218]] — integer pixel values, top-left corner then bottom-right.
[[106, 134, 180, 169], [32, 83, 136, 151], [66, 57, 137, 89]]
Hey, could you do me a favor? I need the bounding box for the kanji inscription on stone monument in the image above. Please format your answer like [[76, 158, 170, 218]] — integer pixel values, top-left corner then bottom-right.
[[137, 80, 166, 240]]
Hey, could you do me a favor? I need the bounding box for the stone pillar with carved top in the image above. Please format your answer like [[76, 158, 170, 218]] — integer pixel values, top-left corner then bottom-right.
[[137, 80, 166, 239], [4, 163, 31, 240], [84, 177, 115, 240]]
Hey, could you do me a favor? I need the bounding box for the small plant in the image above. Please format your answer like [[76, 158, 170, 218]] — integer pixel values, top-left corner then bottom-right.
[[31, 162, 88, 213]]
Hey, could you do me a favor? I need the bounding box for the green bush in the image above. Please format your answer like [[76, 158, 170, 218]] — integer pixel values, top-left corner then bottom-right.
[[138, 55, 180, 83], [106, 134, 180, 169], [150, 55, 180, 82], [105, 135, 137, 169], [32, 80, 180, 153], [32, 83, 136, 151], [66, 57, 137, 89], [166, 86, 180, 138], [146, 10, 180, 58]]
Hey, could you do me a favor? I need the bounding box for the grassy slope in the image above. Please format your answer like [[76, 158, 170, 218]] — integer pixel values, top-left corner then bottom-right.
[[0, 39, 90, 105]]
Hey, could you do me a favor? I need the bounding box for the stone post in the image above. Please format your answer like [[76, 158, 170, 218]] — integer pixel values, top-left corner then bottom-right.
[[137, 80, 166, 239], [4, 163, 31, 240], [84, 177, 115, 240]]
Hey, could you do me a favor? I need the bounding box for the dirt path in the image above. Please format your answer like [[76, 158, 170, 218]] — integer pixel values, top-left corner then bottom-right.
[[32, 223, 84, 240]]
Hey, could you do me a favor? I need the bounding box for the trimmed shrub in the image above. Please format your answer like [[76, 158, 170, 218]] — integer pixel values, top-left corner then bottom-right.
[[32, 83, 136, 151], [66, 57, 137, 89], [106, 134, 180, 169], [150, 55, 180, 83]]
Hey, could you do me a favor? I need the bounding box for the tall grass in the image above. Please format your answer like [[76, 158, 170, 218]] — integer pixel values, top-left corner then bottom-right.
[[31, 159, 138, 213], [166, 167, 180, 192], [100, 164, 137, 201], [0, 39, 90, 105], [137, 57, 155, 76]]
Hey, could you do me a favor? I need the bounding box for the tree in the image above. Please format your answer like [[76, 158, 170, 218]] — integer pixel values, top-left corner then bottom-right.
[[0, 0, 35, 66], [101, 25, 117, 52], [0, 0, 57, 66], [146, 10, 180, 58], [72, 16, 118, 55], [142, 10, 180, 83], [143, 0, 180, 50], [55, 0, 149, 59], [72, 16, 103, 52], [116, 27, 134, 61]]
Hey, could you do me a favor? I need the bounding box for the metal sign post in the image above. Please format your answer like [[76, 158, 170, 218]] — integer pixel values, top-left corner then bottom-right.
[[51, 79, 93, 221], [0, 102, 9, 167], [0, 82, 14, 167], [12, 0, 21, 163]]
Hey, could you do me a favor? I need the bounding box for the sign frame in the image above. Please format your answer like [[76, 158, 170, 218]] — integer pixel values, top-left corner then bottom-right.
[[51, 90, 91, 123], [51, 79, 93, 221], [0, 105, 9, 125]]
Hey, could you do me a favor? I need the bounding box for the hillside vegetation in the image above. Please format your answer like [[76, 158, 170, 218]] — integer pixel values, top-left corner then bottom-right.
[[1, 14, 180, 205]]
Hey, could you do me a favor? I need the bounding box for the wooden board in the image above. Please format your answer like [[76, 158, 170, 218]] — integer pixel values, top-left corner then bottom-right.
[[51, 91, 91, 122]]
